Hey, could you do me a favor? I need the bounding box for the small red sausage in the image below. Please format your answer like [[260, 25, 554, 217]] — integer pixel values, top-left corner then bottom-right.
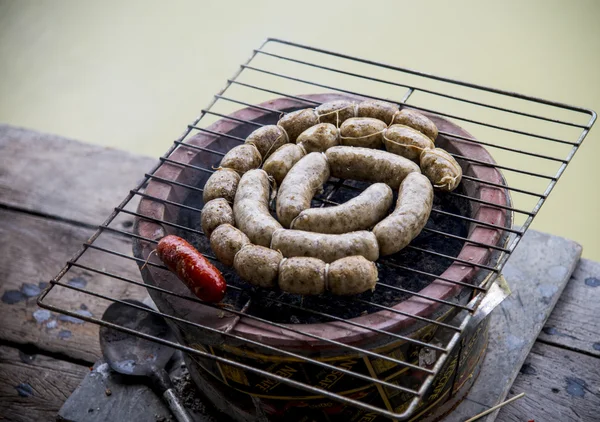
[[156, 235, 226, 302]]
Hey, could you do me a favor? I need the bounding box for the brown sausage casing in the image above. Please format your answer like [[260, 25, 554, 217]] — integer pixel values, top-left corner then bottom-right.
[[277, 109, 319, 143], [271, 229, 379, 263], [420, 148, 462, 191], [233, 245, 282, 288], [391, 109, 438, 141], [245, 125, 288, 159], [209, 224, 250, 266], [291, 183, 393, 234], [276, 152, 330, 228], [296, 123, 339, 153], [202, 168, 240, 204], [262, 143, 306, 186], [339, 117, 387, 149], [373, 172, 433, 255], [201, 198, 234, 239], [278, 257, 326, 295], [220, 144, 262, 175], [315, 100, 357, 127], [234, 169, 282, 246], [384, 124, 435, 163], [326, 146, 420, 189], [357, 100, 399, 125], [328, 256, 378, 295]]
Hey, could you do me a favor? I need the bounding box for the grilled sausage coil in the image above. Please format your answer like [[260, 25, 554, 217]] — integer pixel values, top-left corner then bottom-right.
[[373, 173, 434, 256], [193, 98, 461, 296], [233, 169, 282, 247], [276, 152, 330, 228], [291, 183, 393, 234]]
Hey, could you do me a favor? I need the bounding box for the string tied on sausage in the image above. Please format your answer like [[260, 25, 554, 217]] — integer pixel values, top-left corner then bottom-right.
[[434, 174, 461, 190], [269, 228, 287, 251], [297, 143, 307, 156], [339, 128, 387, 142], [263, 131, 288, 163], [324, 263, 330, 292], [140, 249, 158, 271], [246, 129, 286, 165], [277, 257, 288, 292], [389, 109, 402, 127], [316, 103, 357, 128], [382, 132, 432, 161], [233, 242, 254, 264]]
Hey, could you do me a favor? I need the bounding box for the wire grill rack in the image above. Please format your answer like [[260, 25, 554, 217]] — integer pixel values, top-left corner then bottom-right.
[[39, 38, 595, 420]]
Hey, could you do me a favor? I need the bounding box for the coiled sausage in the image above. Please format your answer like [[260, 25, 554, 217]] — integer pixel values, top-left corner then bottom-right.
[[271, 229, 379, 263], [373, 173, 433, 255], [234, 169, 282, 246], [276, 152, 330, 228], [291, 183, 393, 234]]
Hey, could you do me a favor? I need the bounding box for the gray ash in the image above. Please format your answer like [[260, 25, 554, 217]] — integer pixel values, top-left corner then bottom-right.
[[175, 107, 471, 324], [171, 363, 228, 421]]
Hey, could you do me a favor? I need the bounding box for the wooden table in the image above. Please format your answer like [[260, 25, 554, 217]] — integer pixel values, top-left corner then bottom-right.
[[0, 125, 598, 421]]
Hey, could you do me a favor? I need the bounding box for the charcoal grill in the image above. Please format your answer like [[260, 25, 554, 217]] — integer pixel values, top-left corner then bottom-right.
[[39, 39, 596, 421]]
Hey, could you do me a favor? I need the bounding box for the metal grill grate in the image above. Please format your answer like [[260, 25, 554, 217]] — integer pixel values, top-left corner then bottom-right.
[[38, 38, 596, 420]]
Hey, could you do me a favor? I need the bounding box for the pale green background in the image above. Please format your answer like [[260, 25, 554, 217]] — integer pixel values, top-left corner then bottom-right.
[[1, 0, 598, 259]]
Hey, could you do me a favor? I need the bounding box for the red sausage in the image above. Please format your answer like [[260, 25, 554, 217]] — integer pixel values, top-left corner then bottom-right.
[[156, 235, 226, 303]]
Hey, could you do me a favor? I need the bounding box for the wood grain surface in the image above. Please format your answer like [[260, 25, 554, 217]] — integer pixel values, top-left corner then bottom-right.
[[0, 124, 155, 226], [537, 258, 600, 358], [0, 209, 149, 364], [0, 344, 89, 422], [497, 342, 600, 421]]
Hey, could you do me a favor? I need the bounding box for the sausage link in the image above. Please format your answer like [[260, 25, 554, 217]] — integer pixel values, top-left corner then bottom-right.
[[220, 144, 262, 175], [271, 229, 379, 263], [201, 198, 234, 239], [277, 109, 319, 143], [233, 169, 282, 246], [391, 109, 438, 141], [262, 143, 306, 186], [296, 123, 339, 153], [245, 125, 288, 160], [276, 152, 330, 228], [233, 244, 282, 288], [291, 183, 393, 234], [328, 256, 378, 295], [373, 173, 433, 255], [315, 100, 357, 127], [278, 257, 326, 295], [325, 146, 420, 189], [202, 168, 240, 204], [383, 124, 435, 163], [157, 235, 226, 302], [357, 100, 399, 125], [209, 224, 250, 266], [339, 117, 387, 149], [420, 148, 462, 191]]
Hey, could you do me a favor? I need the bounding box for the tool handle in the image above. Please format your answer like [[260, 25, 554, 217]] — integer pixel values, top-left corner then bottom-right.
[[163, 388, 194, 422], [150, 366, 194, 422]]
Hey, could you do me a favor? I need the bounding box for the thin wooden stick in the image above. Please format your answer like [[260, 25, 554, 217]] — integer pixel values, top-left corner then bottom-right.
[[464, 392, 526, 422]]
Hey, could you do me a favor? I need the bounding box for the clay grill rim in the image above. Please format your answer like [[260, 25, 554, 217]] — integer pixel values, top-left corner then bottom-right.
[[37, 38, 596, 421]]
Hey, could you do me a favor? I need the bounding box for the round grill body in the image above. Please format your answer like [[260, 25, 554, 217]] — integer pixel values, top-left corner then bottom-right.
[[133, 94, 510, 421]]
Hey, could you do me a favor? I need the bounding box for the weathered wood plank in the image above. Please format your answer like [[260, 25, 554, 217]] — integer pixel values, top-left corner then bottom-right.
[[497, 342, 600, 422], [537, 258, 600, 357], [0, 208, 148, 363], [444, 229, 583, 422], [0, 344, 89, 422], [0, 124, 156, 226]]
